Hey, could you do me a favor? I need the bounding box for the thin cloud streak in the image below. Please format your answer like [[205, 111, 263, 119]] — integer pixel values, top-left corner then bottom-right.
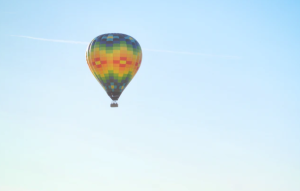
[[11, 35, 240, 59]]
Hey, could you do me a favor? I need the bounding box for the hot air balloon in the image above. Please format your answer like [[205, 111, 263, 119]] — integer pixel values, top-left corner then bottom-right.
[[86, 33, 142, 107]]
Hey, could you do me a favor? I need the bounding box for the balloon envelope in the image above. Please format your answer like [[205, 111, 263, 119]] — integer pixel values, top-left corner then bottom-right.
[[86, 33, 142, 103]]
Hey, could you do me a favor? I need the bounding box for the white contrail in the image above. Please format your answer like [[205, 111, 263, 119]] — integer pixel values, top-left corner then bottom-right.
[[11, 35, 240, 59], [143, 48, 240, 59], [11, 35, 89, 45]]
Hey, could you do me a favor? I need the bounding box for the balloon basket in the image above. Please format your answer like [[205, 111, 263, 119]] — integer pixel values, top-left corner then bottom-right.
[[111, 101, 118, 108]]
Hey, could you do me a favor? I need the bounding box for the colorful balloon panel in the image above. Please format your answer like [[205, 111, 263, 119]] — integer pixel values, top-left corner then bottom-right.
[[86, 33, 142, 101]]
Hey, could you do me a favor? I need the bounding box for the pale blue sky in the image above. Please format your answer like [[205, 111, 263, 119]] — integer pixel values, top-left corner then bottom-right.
[[0, 0, 300, 191]]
